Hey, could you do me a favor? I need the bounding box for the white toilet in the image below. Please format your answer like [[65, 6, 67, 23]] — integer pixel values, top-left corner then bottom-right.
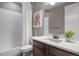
[[21, 44, 33, 56]]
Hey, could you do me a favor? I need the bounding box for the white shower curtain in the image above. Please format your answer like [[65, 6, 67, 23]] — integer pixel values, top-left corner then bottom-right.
[[22, 2, 32, 46]]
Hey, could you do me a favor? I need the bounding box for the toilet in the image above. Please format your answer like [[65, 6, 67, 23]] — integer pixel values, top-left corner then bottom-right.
[[21, 44, 33, 56]]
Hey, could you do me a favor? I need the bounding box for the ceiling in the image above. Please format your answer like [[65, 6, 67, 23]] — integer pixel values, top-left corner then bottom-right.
[[32, 2, 75, 10], [15, 2, 76, 10], [15, 2, 22, 6]]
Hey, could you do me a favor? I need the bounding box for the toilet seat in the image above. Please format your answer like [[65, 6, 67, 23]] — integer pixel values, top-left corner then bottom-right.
[[21, 45, 32, 52]]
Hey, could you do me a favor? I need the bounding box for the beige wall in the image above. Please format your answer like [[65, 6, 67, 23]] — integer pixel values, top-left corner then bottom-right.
[[48, 6, 64, 34], [32, 2, 45, 36], [32, 2, 64, 36]]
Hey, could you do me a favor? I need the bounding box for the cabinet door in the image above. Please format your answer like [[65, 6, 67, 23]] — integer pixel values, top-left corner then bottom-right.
[[46, 45, 77, 56], [33, 40, 46, 50], [33, 40, 46, 56], [33, 46, 46, 56]]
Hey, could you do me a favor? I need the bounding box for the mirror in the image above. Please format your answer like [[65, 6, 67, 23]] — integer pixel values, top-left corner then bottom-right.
[[65, 2, 79, 40]]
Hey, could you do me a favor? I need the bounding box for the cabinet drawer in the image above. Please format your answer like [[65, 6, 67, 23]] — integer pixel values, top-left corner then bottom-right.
[[33, 40, 46, 50], [47, 45, 77, 56]]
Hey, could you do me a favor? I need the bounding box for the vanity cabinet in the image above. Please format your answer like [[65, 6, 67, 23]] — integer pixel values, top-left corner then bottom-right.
[[33, 40, 78, 56], [46, 45, 77, 56]]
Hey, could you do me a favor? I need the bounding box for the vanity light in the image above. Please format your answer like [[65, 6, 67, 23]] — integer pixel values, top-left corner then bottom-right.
[[49, 2, 56, 5]]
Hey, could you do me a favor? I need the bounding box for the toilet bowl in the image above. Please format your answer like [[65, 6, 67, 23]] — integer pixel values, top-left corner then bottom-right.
[[21, 44, 33, 56]]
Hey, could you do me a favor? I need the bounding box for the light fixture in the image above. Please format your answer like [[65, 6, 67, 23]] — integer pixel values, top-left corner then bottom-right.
[[49, 2, 56, 5]]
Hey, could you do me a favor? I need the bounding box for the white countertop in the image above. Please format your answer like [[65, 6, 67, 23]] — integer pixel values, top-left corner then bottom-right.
[[32, 36, 79, 55]]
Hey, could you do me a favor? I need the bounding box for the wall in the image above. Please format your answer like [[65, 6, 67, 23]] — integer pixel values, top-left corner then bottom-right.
[[0, 2, 22, 56], [65, 3, 79, 41], [32, 2, 45, 36], [32, 2, 64, 36], [48, 6, 64, 34]]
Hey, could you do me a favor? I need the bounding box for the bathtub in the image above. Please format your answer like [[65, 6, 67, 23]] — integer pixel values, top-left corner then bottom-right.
[[0, 47, 22, 56]]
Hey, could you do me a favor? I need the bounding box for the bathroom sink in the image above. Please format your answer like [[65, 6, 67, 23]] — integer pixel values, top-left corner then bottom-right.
[[34, 36, 53, 40], [48, 38, 62, 43]]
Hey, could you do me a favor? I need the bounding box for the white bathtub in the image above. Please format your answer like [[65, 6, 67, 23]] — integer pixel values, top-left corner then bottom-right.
[[0, 47, 21, 56]]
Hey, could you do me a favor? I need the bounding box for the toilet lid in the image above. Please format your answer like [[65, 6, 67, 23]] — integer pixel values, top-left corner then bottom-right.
[[21, 45, 32, 50]]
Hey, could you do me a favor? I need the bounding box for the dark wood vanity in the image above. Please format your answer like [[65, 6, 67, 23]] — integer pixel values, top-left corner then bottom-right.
[[33, 40, 78, 56]]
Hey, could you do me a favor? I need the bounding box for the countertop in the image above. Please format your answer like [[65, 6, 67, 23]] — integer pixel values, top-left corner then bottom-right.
[[32, 36, 79, 55]]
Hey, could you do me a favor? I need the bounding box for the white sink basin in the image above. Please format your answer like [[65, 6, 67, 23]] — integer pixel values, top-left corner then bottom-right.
[[48, 38, 62, 43], [35, 36, 53, 40]]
